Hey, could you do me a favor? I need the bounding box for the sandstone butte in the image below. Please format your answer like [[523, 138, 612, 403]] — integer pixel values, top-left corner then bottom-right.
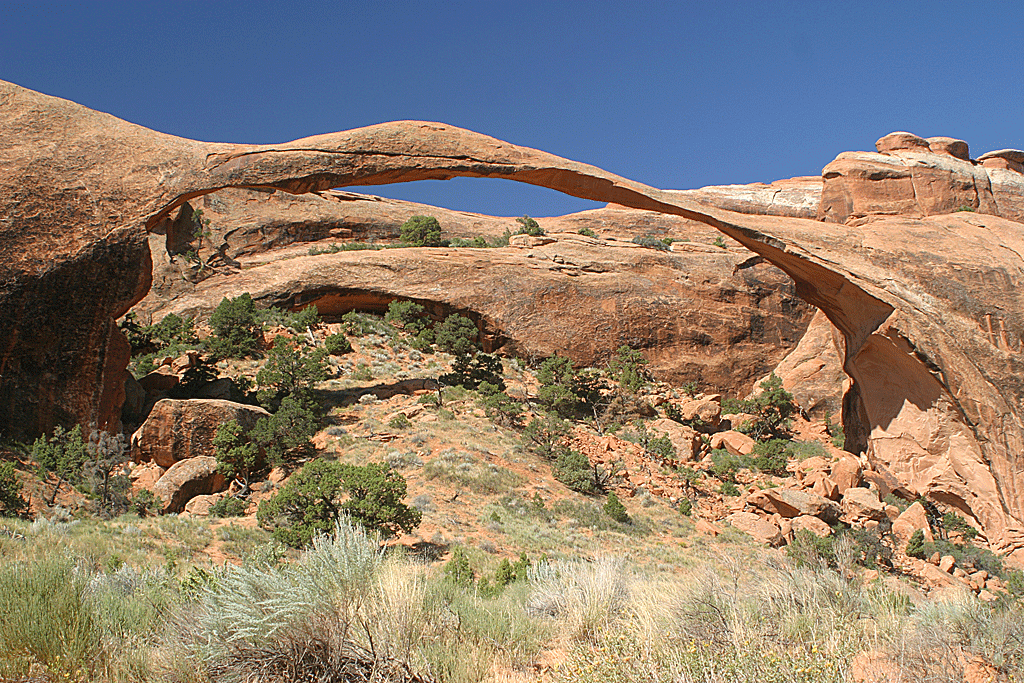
[[1, 80, 1024, 559]]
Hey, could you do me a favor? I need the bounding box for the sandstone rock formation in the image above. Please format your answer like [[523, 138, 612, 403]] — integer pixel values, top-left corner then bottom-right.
[[151, 455, 225, 513], [131, 399, 270, 468], [1, 80, 1023, 556], [137, 231, 809, 390]]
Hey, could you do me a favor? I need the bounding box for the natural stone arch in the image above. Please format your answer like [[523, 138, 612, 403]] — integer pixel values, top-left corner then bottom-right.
[[2, 80, 1022, 555]]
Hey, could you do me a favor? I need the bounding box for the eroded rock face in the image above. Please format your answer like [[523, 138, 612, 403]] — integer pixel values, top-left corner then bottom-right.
[[137, 231, 811, 390], [2, 82, 1023, 556]]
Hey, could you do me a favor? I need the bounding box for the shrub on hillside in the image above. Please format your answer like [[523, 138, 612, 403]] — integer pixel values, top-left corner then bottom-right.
[[324, 333, 352, 355], [440, 351, 505, 390], [255, 337, 328, 407], [750, 438, 793, 476], [384, 300, 431, 333], [515, 216, 544, 236], [434, 314, 479, 356], [603, 492, 630, 523], [249, 395, 320, 465], [607, 345, 649, 395], [258, 459, 420, 547], [739, 373, 796, 439], [554, 448, 599, 494], [400, 215, 444, 247], [207, 293, 263, 358], [31, 424, 90, 506], [536, 354, 604, 419]]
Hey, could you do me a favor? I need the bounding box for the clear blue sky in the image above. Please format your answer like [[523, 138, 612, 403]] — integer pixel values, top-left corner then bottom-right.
[[3, 1, 1022, 217]]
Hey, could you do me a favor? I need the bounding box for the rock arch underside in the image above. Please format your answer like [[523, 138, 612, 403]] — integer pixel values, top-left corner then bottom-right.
[[2, 80, 1024, 558]]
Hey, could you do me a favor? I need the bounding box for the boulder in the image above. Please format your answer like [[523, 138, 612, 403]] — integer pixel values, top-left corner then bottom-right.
[[675, 397, 721, 426], [892, 501, 933, 548], [726, 511, 783, 546], [830, 456, 862, 495], [748, 487, 841, 523], [184, 492, 225, 516], [152, 456, 226, 513], [646, 418, 701, 461], [804, 470, 840, 500], [709, 430, 755, 457], [131, 399, 270, 468], [938, 555, 956, 573], [139, 367, 180, 394], [128, 462, 165, 492], [791, 514, 833, 537], [841, 487, 887, 522], [926, 136, 970, 161], [875, 131, 930, 153]]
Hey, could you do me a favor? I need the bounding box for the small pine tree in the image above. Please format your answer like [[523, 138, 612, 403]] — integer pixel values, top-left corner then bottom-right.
[[324, 333, 353, 355], [604, 491, 630, 523], [608, 345, 648, 395], [554, 448, 598, 494], [256, 337, 328, 407], [213, 420, 261, 491], [444, 546, 475, 586], [31, 424, 90, 505], [385, 300, 431, 333]]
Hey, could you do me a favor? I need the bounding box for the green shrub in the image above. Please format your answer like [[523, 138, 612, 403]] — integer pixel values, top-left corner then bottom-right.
[[258, 459, 420, 547], [478, 381, 523, 428], [400, 215, 444, 246], [710, 448, 751, 483], [577, 226, 597, 238], [941, 511, 979, 540], [644, 433, 676, 461], [536, 354, 604, 419], [514, 215, 544, 237], [213, 420, 261, 489], [434, 314, 479, 356], [210, 497, 247, 518], [603, 492, 630, 523], [713, 236, 727, 249], [440, 351, 505, 390], [129, 489, 160, 517], [385, 300, 431, 333], [411, 328, 435, 352], [324, 333, 352, 355], [608, 345, 648, 394], [677, 498, 692, 516], [750, 438, 793, 475], [786, 528, 839, 569], [719, 481, 740, 497], [31, 424, 90, 505], [255, 337, 328, 407], [738, 373, 796, 439], [388, 413, 412, 430], [208, 293, 263, 358], [906, 529, 926, 558], [249, 395, 320, 465], [720, 397, 747, 414], [521, 412, 572, 461], [0, 461, 28, 517], [554, 448, 598, 494], [444, 546, 475, 586], [631, 235, 670, 251]]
